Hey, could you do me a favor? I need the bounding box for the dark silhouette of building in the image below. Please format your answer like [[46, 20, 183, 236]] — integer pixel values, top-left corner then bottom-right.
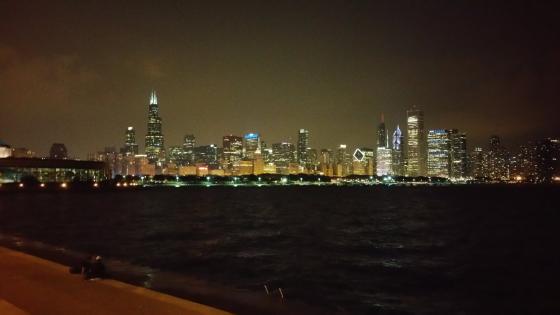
[[49, 143, 68, 159]]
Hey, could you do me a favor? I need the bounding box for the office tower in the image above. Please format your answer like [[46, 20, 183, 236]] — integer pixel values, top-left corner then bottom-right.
[[376, 114, 392, 176], [319, 149, 333, 176], [391, 125, 405, 176], [183, 134, 196, 165], [406, 106, 426, 176], [427, 129, 451, 178], [223, 135, 243, 170], [194, 144, 219, 168], [336, 144, 351, 176], [377, 113, 388, 148], [272, 142, 296, 174], [124, 126, 139, 155], [297, 129, 309, 167], [144, 90, 165, 164], [352, 147, 375, 176], [534, 138, 560, 183], [306, 148, 318, 173], [485, 135, 509, 180], [49, 143, 68, 159], [449, 130, 468, 178], [243, 133, 261, 159], [470, 147, 485, 178], [167, 146, 187, 166]]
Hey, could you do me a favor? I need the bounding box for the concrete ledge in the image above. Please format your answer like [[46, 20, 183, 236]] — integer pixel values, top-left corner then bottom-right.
[[0, 246, 233, 315]]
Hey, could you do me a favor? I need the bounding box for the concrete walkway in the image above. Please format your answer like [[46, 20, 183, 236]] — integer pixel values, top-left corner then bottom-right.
[[0, 246, 233, 315]]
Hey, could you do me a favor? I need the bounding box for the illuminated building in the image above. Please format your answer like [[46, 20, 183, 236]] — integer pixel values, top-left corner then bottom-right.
[[391, 125, 405, 176], [376, 147, 392, 176], [297, 129, 309, 167], [183, 134, 196, 165], [449, 130, 468, 178], [534, 138, 560, 183], [353, 148, 374, 175], [376, 114, 392, 176], [0, 141, 12, 158], [179, 165, 197, 176], [167, 146, 187, 166], [406, 106, 426, 176], [144, 90, 165, 165], [306, 148, 318, 173], [49, 143, 68, 159], [319, 149, 333, 176], [136, 154, 155, 176], [12, 148, 35, 158], [335, 144, 351, 176], [427, 129, 451, 178], [272, 142, 295, 175], [0, 158, 109, 183], [223, 135, 243, 170], [237, 159, 254, 175], [123, 126, 139, 155], [194, 144, 219, 169], [484, 135, 509, 181], [243, 133, 261, 159], [469, 147, 485, 178]]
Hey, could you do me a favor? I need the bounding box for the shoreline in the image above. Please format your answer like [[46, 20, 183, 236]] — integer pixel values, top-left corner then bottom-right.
[[0, 238, 326, 315], [0, 245, 233, 315]]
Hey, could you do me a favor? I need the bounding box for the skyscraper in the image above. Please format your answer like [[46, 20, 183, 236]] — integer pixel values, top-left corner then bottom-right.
[[49, 143, 68, 159], [272, 142, 296, 174], [406, 106, 426, 176], [427, 129, 451, 178], [376, 114, 392, 176], [144, 90, 164, 165], [297, 129, 309, 167], [449, 130, 468, 178], [223, 135, 243, 170], [485, 135, 509, 181], [377, 113, 388, 148], [392, 125, 405, 176], [243, 133, 261, 159], [183, 134, 196, 165], [123, 126, 139, 155]]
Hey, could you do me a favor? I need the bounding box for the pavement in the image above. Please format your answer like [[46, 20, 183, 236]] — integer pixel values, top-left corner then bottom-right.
[[0, 246, 233, 315]]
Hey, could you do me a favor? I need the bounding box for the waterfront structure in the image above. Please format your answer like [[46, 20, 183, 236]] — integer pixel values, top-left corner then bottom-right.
[[123, 127, 139, 155], [144, 90, 165, 165], [0, 158, 108, 183], [243, 133, 261, 159], [406, 106, 427, 176], [427, 129, 451, 178], [450, 130, 468, 178], [297, 129, 309, 167], [49, 143, 68, 159], [223, 135, 243, 170], [391, 126, 405, 176], [183, 134, 196, 165]]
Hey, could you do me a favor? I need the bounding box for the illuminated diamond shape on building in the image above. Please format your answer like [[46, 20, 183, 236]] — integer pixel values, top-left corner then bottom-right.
[[353, 148, 365, 161]]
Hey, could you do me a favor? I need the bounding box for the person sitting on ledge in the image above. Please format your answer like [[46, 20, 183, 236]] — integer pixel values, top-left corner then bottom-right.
[[84, 256, 106, 280]]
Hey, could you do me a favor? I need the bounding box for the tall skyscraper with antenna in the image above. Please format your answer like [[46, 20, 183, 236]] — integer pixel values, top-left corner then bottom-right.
[[145, 90, 165, 165]]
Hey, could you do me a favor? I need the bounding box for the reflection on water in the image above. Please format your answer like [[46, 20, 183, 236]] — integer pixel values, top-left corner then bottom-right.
[[0, 185, 559, 314]]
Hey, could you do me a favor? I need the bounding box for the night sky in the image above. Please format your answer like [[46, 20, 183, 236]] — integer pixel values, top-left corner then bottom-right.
[[1, 1, 559, 158]]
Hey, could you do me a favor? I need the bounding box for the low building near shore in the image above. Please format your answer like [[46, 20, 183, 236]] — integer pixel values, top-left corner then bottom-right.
[[0, 157, 109, 183]]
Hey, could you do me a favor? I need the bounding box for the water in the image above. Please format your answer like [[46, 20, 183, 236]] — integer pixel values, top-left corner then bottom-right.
[[0, 185, 558, 314]]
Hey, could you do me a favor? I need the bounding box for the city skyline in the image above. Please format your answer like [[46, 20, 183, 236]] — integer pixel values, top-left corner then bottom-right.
[[2, 1, 560, 157]]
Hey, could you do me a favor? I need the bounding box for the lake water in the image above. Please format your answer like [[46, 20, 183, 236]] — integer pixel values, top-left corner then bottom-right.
[[0, 185, 558, 314]]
